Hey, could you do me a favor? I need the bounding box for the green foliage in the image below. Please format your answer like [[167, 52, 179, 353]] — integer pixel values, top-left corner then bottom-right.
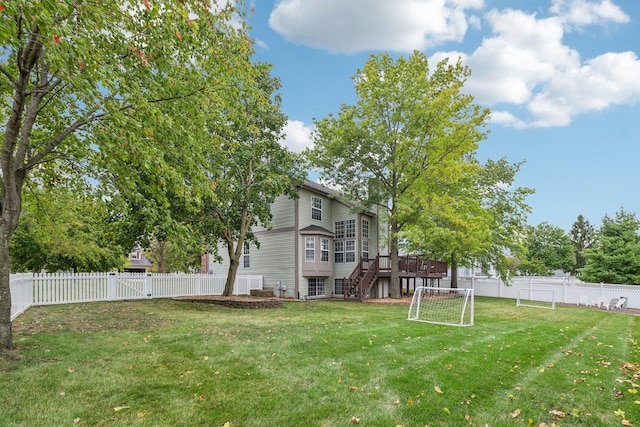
[[3, 299, 639, 426], [145, 236, 202, 273], [404, 158, 532, 283], [520, 222, 576, 275], [201, 62, 305, 295], [306, 51, 490, 296], [10, 186, 127, 272], [569, 215, 596, 273], [0, 0, 253, 349], [580, 209, 640, 284]]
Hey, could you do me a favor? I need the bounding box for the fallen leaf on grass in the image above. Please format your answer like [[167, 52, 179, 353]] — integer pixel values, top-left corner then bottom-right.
[[510, 408, 521, 418], [67, 368, 74, 373], [349, 386, 358, 391], [351, 416, 360, 423], [614, 409, 625, 417], [434, 386, 443, 394], [73, 418, 80, 424], [114, 406, 130, 412], [549, 409, 566, 418], [621, 420, 632, 426]]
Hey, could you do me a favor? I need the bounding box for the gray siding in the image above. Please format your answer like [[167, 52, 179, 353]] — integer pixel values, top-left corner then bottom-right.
[[208, 181, 385, 299]]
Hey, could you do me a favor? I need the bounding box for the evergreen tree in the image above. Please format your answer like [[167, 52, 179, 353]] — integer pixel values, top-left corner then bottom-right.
[[569, 215, 595, 273], [579, 209, 640, 284]]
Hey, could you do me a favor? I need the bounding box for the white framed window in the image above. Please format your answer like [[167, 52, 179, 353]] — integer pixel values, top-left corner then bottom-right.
[[321, 238, 330, 262], [362, 219, 369, 239], [334, 221, 344, 239], [308, 278, 325, 297], [345, 219, 356, 238], [305, 237, 315, 262], [334, 278, 344, 296], [243, 243, 250, 268], [362, 240, 369, 260], [334, 240, 344, 263], [346, 239, 356, 263], [311, 196, 322, 221]]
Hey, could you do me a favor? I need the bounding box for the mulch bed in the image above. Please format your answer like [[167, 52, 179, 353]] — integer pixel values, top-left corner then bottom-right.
[[173, 295, 283, 309]]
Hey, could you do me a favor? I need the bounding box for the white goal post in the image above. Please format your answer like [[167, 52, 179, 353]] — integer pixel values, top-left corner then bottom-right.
[[516, 287, 556, 310], [408, 287, 474, 326]]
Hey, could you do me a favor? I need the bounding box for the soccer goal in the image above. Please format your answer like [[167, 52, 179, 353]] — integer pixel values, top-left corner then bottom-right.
[[516, 288, 556, 310], [408, 287, 474, 326]]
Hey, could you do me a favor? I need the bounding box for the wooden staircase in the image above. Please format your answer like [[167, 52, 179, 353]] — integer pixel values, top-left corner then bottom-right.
[[343, 254, 448, 301], [343, 256, 380, 301]]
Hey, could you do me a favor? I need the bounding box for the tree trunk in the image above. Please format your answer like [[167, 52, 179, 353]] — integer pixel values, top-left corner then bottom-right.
[[0, 240, 14, 354], [389, 223, 401, 299], [450, 252, 458, 288], [224, 256, 239, 296], [0, 177, 24, 355]]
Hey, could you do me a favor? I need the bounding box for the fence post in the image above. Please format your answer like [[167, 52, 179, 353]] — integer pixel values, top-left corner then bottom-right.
[[108, 272, 117, 301], [145, 273, 153, 298]]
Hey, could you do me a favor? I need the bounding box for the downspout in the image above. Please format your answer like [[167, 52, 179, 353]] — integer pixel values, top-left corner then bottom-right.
[[294, 195, 300, 299]]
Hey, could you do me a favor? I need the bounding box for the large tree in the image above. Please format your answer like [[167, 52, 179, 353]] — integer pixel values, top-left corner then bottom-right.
[[579, 209, 640, 284], [202, 63, 304, 296], [0, 0, 250, 355], [10, 185, 127, 273], [404, 158, 532, 286], [306, 52, 489, 298], [520, 222, 575, 276], [569, 214, 595, 273]]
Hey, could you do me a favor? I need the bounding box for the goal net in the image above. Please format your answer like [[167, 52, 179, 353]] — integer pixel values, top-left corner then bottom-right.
[[408, 287, 474, 326], [516, 288, 556, 310]]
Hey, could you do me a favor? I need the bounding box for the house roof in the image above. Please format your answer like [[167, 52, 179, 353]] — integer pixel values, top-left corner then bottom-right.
[[299, 179, 376, 216], [299, 225, 335, 236], [300, 179, 336, 197], [129, 254, 153, 268]]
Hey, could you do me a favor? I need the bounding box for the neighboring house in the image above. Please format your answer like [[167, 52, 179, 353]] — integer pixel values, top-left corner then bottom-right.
[[123, 249, 153, 273], [203, 180, 388, 299]]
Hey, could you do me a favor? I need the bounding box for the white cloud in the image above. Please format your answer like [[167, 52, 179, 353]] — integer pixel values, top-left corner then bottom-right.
[[433, 3, 640, 128], [526, 51, 640, 127], [550, 0, 630, 28], [461, 9, 580, 106], [489, 110, 527, 129], [270, 0, 640, 129], [269, 0, 484, 54], [279, 120, 314, 153]]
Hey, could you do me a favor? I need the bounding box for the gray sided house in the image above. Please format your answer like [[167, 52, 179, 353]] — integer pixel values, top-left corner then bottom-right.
[[202, 180, 391, 299]]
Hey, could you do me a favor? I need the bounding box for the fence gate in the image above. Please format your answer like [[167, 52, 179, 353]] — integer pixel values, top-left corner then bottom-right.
[[116, 274, 149, 299]]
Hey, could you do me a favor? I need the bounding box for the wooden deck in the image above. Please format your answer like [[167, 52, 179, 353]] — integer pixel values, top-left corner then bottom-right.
[[344, 254, 448, 301]]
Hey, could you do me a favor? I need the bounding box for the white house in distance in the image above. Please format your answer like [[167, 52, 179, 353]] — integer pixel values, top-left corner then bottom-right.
[[202, 180, 448, 300], [202, 180, 386, 299]]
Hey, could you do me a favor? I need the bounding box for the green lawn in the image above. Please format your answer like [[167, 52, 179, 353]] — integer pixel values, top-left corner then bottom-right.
[[1, 298, 639, 426]]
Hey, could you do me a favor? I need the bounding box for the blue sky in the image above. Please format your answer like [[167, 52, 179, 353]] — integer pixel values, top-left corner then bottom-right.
[[246, 0, 640, 232]]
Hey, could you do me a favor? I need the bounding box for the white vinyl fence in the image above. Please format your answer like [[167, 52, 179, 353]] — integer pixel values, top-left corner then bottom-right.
[[441, 276, 640, 309], [10, 272, 262, 321]]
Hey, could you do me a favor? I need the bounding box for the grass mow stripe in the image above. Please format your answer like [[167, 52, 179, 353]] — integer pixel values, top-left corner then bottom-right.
[[500, 316, 609, 396], [1, 298, 638, 427]]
